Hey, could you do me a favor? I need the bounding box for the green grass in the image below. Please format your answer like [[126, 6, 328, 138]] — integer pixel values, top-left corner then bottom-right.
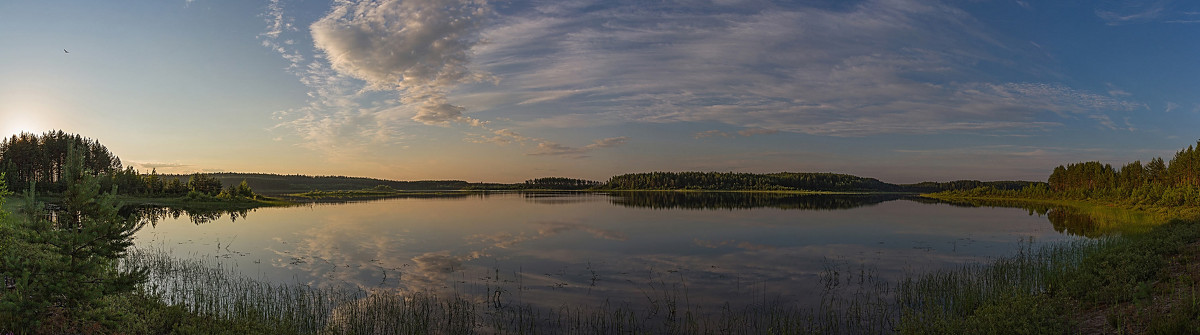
[[897, 218, 1200, 333], [18, 194, 1199, 333], [283, 189, 472, 199], [116, 194, 294, 210], [115, 247, 905, 334]]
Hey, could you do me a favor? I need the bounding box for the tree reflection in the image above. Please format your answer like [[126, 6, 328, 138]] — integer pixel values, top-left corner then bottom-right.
[[915, 198, 1112, 238], [604, 192, 904, 210], [1045, 208, 1100, 237], [121, 206, 252, 226]]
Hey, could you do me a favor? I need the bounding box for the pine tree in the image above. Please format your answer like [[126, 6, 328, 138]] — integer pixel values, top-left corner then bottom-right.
[[0, 145, 146, 330]]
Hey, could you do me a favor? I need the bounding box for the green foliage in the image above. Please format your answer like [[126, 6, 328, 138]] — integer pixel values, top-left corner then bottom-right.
[[0, 130, 122, 194], [523, 177, 601, 189], [0, 145, 146, 332], [172, 172, 470, 195], [934, 140, 1200, 214], [186, 173, 223, 196], [899, 218, 1200, 333], [609, 191, 899, 210], [601, 171, 901, 191]]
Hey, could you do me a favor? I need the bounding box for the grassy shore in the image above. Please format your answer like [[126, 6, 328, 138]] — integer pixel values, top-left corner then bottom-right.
[[116, 194, 294, 211], [69, 214, 1196, 334], [16, 192, 1199, 333]]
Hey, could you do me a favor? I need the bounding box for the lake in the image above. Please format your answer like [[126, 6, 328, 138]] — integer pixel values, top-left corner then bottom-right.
[[131, 192, 1091, 316]]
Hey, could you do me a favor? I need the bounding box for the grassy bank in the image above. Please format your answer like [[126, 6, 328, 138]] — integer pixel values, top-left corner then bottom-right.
[[898, 217, 1200, 333], [111, 248, 895, 334], [93, 211, 1200, 334], [921, 194, 1171, 236], [282, 189, 475, 201], [116, 194, 294, 211]]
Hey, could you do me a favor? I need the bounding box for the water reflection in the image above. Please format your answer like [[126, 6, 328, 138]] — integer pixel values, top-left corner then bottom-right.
[[123, 206, 254, 225], [911, 198, 1123, 238], [133, 192, 1131, 316], [1047, 208, 1100, 237], [605, 191, 904, 210]]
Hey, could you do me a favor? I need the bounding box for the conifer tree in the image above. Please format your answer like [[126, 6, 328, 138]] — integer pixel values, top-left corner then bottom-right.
[[0, 145, 145, 330]]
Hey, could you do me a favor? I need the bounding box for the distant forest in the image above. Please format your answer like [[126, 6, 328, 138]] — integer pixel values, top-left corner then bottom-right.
[[942, 140, 1200, 208], [0, 130, 1048, 197], [598, 171, 1042, 193], [186, 173, 471, 194]]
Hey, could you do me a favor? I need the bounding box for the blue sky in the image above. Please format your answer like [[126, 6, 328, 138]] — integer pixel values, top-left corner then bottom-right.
[[0, 0, 1197, 183]]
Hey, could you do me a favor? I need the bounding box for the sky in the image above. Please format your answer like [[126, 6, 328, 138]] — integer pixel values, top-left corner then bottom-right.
[[0, 0, 1197, 184]]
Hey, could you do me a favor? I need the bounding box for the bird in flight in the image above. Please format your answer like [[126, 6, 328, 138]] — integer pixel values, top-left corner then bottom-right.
[[63, 49, 69, 54]]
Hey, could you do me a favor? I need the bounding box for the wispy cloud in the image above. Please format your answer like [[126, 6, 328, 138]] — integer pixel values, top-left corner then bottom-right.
[[1106, 83, 1131, 97], [1094, 0, 1198, 25], [528, 137, 629, 158], [263, 0, 493, 156], [309, 0, 492, 125], [133, 162, 193, 173], [694, 130, 732, 139], [695, 128, 778, 139], [737, 128, 779, 137], [262, 0, 1151, 161], [469, 0, 1143, 137]]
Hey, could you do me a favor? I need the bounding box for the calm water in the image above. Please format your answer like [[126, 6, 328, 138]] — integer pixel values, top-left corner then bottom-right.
[[131, 192, 1089, 311]]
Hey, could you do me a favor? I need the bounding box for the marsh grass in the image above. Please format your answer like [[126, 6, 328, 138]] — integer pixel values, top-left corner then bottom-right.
[[120, 218, 1200, 334], [123, 248, 904, 334]]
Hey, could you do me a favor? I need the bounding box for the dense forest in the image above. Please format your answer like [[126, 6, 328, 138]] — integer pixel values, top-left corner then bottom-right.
[[464, 177, 602, 190], [938, 140, 1200, 208], [0, 131, 1055, 200], [606, 191, 903, 210], [0, 131, 256, 199], [596, 171, 1040, 193], [0, 131, 122, 193], [600, 171, 901, 191], [188, 173, 470, 194]]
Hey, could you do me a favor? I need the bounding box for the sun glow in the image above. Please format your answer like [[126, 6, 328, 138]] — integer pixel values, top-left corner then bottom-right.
[[1, 110, 43, 138]]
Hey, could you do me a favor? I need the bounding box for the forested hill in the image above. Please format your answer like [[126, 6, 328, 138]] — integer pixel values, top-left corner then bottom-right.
[[598, 171, 1043, 193], [0, 130, 1043, 195], [600, 172, 898, 192], [170, 173, 471, 195]]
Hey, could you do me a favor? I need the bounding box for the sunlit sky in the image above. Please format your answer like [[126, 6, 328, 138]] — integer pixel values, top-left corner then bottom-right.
[[1, 0, 1197, 183]]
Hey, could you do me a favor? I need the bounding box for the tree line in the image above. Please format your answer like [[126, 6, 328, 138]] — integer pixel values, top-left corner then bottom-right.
[[0, 131, 121, 193], [1, 143, 144, 331], [599, 171, 901, 192], [0, 131, 254, 199], [940, 140, 1200, 208]]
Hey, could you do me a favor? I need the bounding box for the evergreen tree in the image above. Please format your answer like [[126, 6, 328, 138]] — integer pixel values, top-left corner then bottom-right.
[[0, 145, 146, 330]]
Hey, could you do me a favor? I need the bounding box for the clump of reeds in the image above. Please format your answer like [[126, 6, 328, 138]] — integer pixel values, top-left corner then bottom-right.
[[123, 248, 906, 334]]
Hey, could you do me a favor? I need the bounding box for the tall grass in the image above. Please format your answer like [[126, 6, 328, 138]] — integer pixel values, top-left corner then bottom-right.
[[124, 248, 902, 334], [123, 218, 1200, 334]]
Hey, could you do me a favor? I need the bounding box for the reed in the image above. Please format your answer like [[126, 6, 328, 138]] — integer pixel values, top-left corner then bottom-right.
[[121, 218, 1200, 333]]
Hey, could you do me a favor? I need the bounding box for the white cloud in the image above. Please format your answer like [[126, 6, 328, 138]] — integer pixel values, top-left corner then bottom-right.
[[1088, 114, 1118, 130], [528, 137, 629, 158], [263, 0, 1153, 160], [694, 130, 732, 139], [1166, 102, 1179, 113], [469, 0, 1144, 137], [264, 0, 494, 156], [1095, 1, 1168, 25], [466, 128, 532, 145], [737, 128, 779, 137], [310, 0, 492, 126]]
